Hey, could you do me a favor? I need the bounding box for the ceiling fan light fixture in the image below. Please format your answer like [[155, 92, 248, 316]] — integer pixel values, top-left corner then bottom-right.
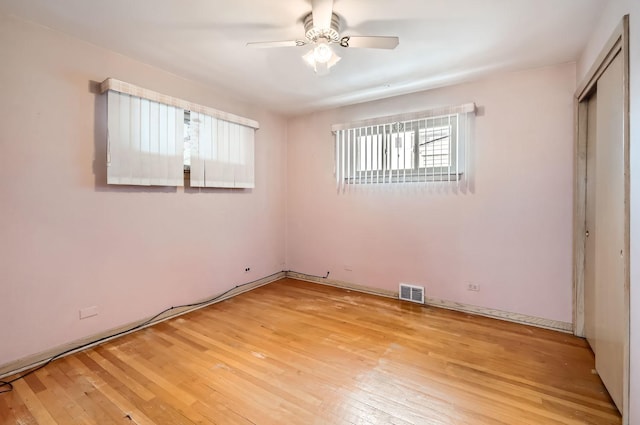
[[313, 41, 333, 63], [247, 2, 399, 75], [303, 40, 341, 75]]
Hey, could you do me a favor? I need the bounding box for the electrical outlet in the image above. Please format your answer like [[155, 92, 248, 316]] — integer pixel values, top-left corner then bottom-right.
[[79, 306, 98, 319], [467, 283, 480, 292], [244, 267, 251, 273]]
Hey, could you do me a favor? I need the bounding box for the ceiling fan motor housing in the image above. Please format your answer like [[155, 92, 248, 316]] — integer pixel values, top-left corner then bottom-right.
[[304, 12, 340, 42]]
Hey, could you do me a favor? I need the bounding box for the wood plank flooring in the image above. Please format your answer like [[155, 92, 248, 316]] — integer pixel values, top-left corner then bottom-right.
[[0, 278, 621, 424]]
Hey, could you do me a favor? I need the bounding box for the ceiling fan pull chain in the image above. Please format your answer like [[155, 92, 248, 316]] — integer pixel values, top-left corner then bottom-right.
[[340, 36, 350, 48]]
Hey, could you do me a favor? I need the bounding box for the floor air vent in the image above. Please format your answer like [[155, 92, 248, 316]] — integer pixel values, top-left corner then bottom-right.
[[399, 283, 425, 304]]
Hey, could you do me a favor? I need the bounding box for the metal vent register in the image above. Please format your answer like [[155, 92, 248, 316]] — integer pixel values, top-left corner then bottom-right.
[[399, 283, 425, 304]]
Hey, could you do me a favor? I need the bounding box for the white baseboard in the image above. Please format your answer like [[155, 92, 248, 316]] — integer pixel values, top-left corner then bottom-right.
[[285, 272, 573, 333], [285, 271, 398, 298], [0, 271, 286, 379], [424, 297, 573, 333]]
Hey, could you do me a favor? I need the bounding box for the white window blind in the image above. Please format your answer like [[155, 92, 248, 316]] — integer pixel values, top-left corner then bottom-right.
[[106, 90, 184, 186], [189, 112, 255, 188], [101, 78, 259, 188], [332, 103, 475, 190]]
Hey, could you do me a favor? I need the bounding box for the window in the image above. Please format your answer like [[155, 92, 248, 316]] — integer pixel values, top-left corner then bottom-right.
[[333, 103, 474, 188], [102, 78, 259, 188], [356, 116, 456, 174]]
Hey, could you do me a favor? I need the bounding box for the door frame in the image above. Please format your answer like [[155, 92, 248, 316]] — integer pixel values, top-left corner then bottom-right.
[[573, 15, 630, 423]]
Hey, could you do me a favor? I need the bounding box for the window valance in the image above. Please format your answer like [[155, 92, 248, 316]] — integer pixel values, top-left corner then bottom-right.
[[100, 78, 259, 129]]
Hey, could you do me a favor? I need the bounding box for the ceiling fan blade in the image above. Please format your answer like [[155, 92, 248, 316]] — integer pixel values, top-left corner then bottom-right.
[[311, 0, 334, 29], [340, 36, 399, 49], [246, 40, 306, 48]]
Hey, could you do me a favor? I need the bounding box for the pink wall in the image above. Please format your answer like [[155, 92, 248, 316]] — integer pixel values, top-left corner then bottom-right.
[[0, 14, 287, 367], [0, 8, 604, 387], [578, 1, 640, 421], [286, 63, 576, 324]]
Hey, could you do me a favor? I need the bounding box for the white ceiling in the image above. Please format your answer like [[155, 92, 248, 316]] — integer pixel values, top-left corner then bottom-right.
[[0, 0, 606, 115]]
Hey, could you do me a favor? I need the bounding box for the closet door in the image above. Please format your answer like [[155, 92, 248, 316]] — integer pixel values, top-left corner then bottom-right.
[[583, 52, 625, 412], [584, 92, 597, 351]]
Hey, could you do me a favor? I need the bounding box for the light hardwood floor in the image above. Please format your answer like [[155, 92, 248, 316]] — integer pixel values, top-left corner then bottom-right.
[[0, 278, 621, 424]]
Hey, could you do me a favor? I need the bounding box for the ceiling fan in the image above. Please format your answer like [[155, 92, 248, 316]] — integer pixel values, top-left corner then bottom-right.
[[246, 0, 399, 75]]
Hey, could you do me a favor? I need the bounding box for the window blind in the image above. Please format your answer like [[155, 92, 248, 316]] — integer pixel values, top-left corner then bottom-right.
[[106, 90, 184, 186], [101, 78, 259, 188], [333, 103, 475, 190], [189, 112, 255, 188]]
